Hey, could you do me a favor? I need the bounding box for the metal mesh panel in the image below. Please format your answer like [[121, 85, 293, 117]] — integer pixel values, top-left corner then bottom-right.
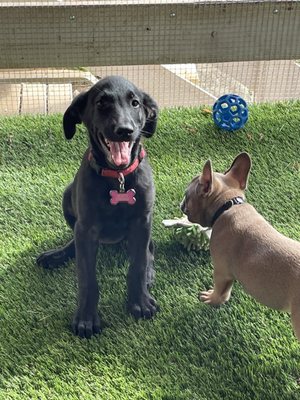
[[0, 0, 299, 115]]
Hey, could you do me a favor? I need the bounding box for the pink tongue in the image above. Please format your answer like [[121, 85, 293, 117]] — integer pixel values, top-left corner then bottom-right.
[[110, 142, 131, 166]]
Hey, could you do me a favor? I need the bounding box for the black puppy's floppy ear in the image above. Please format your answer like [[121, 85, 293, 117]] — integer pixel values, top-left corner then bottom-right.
[[142, 92, 159, 138], [63, 91, 88, 140]]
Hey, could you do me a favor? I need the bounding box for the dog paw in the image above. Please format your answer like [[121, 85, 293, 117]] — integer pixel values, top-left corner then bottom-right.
[[72, 311, 102, 339], [128, 293, 159, 320], [199, 289, 225, 306], [37, 249, 67, 269]]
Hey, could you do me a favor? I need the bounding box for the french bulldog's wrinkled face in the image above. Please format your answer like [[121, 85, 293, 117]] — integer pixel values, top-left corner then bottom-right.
[[181, 175, 204, 225]]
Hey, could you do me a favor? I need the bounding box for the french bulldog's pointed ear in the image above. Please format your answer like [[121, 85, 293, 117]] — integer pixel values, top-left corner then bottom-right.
[[225, 152, 252, 190], [198, 159, 213, 196], [63, 91, 88, 139], [141, 92, 159, 138]]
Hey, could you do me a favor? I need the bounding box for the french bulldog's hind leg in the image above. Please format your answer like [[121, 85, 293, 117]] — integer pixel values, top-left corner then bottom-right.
[[199, 266, 234, 306]]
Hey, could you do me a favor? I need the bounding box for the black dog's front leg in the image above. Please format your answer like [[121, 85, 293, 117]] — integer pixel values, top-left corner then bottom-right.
[[127, 216, 159, 319], [72, 222, 101, 338]]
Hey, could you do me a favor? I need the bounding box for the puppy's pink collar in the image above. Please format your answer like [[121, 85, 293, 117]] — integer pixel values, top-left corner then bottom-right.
[[88, 146, 146, 179]]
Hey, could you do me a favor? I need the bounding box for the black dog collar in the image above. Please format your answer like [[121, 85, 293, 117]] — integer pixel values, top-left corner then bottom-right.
[[211, 196, 245, 226]]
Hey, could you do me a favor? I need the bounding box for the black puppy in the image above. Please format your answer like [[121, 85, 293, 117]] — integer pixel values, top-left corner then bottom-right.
[[37, 76, 159, 338]]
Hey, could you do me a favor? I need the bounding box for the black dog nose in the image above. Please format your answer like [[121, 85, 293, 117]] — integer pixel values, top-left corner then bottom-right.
[[115, 126, 134, 137]]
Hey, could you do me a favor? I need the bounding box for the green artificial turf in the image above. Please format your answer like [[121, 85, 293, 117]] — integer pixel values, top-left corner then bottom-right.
[[0, 101, 300, 400]]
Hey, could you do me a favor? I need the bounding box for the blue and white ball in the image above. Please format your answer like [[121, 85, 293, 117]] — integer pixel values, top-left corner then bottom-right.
[[213, 94, 248, 131]]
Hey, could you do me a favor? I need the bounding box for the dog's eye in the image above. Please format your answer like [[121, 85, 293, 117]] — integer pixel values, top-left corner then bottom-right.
[[96, 94, 113, 109], [96, 99, 104, 109], [131, 99, 140, 108]]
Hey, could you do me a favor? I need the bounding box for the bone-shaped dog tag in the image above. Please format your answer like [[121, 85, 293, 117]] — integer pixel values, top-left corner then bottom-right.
[[110, 189, 136, 205]]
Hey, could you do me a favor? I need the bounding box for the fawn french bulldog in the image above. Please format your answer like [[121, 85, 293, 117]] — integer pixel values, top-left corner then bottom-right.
[[181, 152, 300, 340]]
